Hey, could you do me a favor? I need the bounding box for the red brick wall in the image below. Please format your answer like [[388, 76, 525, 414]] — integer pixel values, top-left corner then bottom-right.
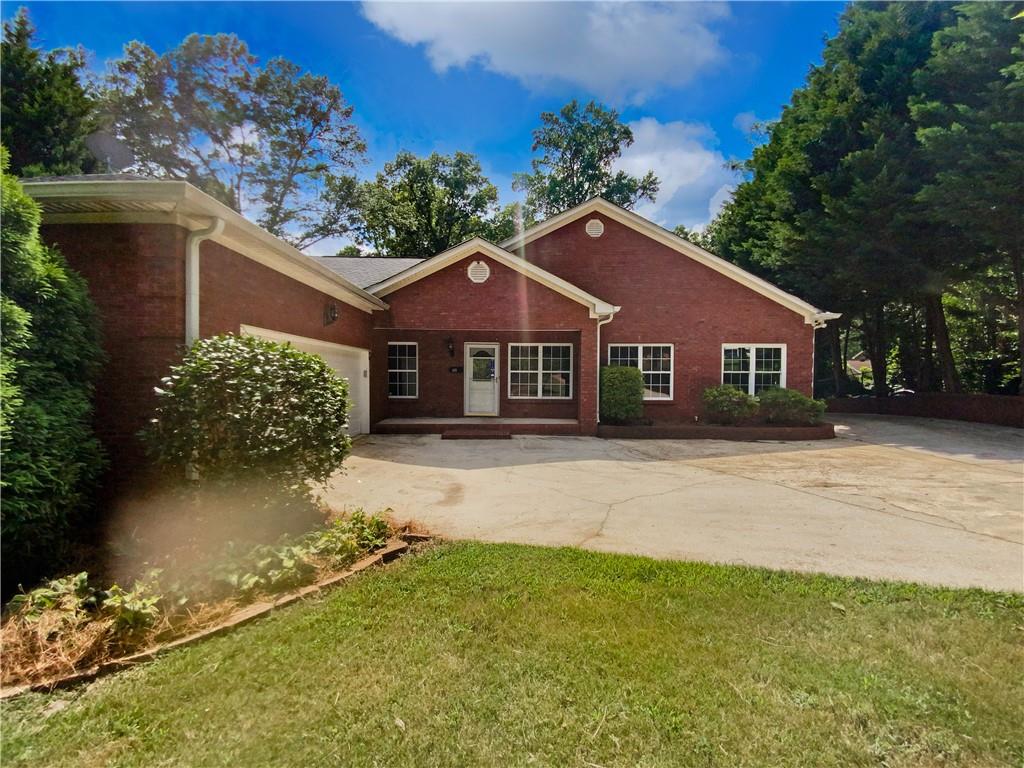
[[200, 241, 373, 350], [42, 223, 188, 486], [518, 212, 815, 421], [40, 223, 375, 490], [370, 253, 598, 431], [372, 329, 581, 422], [828, 393, 1023, 428]]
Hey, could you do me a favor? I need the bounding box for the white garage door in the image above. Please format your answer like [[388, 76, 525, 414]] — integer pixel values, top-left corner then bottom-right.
[[241, 325, 370, 435]]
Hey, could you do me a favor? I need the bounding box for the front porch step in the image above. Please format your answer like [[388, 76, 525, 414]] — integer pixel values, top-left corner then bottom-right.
[[441, 428, 512, 440]]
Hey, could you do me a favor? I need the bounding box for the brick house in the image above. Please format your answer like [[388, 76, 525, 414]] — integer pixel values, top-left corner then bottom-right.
[[327, 197, 838, 435], [25, 178, 836, 479]]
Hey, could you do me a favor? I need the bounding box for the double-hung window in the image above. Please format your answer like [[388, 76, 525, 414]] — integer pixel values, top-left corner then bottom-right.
[[387, 342, 418, 398], [608, 344, 673, 400], [722, 344, 786, 395], [508, 343, 572, 399]]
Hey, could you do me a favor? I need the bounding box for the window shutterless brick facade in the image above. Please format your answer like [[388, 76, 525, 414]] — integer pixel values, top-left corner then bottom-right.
[[369, 253, 597, 432], [517, 213, 815, 422]]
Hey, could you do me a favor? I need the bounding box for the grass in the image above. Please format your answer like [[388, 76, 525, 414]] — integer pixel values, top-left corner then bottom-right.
[[3, 542, 1022, 767]]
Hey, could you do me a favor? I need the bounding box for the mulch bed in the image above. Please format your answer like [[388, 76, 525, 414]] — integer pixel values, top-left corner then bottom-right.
[[0, 535, 424, 700]]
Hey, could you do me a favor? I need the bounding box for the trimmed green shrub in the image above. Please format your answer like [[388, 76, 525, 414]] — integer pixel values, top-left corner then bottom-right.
[[701, 385, 759, 425], [1, 147, 105, 588], [600, 366, 644, 424], [758, 388, 826, 425], [142, 334, 352, 508]]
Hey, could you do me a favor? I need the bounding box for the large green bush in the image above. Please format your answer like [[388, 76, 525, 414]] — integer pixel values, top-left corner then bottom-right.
[[143, 334, 352, 506], [600, 366, 644, 424], [1, 147, 105, 587], [758, 388, 826, 425], [701, 385, 759, 425]]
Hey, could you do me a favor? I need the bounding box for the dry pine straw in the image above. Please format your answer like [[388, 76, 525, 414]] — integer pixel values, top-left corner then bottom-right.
[[0, 529, 422, 689], [2, 591, 244, 688]]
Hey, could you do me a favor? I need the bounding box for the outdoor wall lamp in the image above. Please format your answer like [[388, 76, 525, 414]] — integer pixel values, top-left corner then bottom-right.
[[324, 302, 339, 326], [445, 336, 455, 357]]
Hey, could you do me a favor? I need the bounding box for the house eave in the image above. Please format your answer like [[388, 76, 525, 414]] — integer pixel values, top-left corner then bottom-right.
[[22, 179, 388, 313], [502, 196, 833, 324], [367, 237, 617, 319]]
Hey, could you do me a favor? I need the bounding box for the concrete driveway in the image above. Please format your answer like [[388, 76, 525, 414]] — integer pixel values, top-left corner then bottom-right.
[[324, 415, 1023, 591]]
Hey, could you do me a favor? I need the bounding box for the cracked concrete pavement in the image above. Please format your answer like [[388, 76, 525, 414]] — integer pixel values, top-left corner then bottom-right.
[[324, 415, 1023, 591]]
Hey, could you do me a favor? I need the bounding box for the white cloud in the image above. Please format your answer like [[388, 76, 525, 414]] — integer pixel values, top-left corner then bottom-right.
[[732, 111, 758, 135], [613, 117, 737, 229], [361, 1, 730, 104], [707, 182, 734, 222]]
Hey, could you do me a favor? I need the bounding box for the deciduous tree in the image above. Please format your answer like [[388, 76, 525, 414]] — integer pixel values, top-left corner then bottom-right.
[[355, 151, 500, 258], [103, 34, 365, 249], [514, 100, 659, 218]]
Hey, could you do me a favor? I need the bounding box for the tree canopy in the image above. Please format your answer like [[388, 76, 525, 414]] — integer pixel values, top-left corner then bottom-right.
[[712, 1, 1022, 396], [514, 100, 659, 218], [355, 151, 502, 258], [102, 33, 365, 249], [1, 8, 98, 177]]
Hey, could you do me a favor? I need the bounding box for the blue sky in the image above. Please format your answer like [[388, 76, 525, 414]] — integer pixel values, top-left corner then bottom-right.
[[15, 1, 843, 253]]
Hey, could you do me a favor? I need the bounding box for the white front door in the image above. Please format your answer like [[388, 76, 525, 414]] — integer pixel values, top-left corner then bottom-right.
[[464, 344, 499, 416]]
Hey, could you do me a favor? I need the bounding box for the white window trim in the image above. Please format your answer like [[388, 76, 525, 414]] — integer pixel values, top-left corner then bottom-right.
[[507, 342, 574, 400], [607, 343, 675, 401], [387, 341, 418, 399], [721, 343, 787, 395]]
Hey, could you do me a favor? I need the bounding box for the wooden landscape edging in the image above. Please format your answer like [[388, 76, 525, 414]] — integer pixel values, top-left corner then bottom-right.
[[0, 536, 419, 700]]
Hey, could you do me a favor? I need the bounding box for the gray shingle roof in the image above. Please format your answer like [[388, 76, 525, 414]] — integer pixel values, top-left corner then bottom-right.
[[314, 257, 425, 289]]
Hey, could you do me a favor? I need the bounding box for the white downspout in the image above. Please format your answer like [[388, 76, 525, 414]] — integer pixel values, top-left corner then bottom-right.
[[185, 217, 225, 345], [595, 310, 618, 424]]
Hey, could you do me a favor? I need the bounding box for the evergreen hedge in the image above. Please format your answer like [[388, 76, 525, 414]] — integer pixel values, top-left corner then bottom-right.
[[1, 148, 105, 587], [600, 366, 645, 424]]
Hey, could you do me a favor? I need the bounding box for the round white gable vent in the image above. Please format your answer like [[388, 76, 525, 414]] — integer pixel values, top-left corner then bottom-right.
[[467, 260, 491, 283], [585, 218, 605, 238]]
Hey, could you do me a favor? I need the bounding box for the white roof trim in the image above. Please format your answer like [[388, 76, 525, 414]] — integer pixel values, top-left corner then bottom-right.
[[23, 179, 387, 314], [367, 237, 618, 319], [502, 197, 839, 326]]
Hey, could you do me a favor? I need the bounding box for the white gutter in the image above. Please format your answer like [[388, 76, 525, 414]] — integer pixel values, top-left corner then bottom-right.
[[595, 309, 619, 424], [185, 217, 225, 344]]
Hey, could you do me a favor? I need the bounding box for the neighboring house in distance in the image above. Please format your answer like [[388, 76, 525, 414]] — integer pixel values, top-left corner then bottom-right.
[[25, 178, 837, 485], [847, 350, 872, 384]]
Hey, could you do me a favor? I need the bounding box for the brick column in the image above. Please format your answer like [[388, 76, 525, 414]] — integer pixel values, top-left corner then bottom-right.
[[577, 325, 598, 435]]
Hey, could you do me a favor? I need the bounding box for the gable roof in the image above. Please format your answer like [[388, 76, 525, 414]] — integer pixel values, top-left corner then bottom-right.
[[22, 177, 388, 313], [315, 256, 425, 289], [367, 237, 618, 319], [501, 197, 840, 327]]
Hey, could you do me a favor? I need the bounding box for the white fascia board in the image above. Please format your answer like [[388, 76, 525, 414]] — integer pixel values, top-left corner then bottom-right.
[[24, 179, 387, 314], [502, 197, 836, 326], [367, 237, 617, 319]]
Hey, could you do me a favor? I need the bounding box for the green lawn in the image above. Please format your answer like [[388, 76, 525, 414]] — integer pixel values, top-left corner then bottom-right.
[[4, 543, 1022, 767]]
